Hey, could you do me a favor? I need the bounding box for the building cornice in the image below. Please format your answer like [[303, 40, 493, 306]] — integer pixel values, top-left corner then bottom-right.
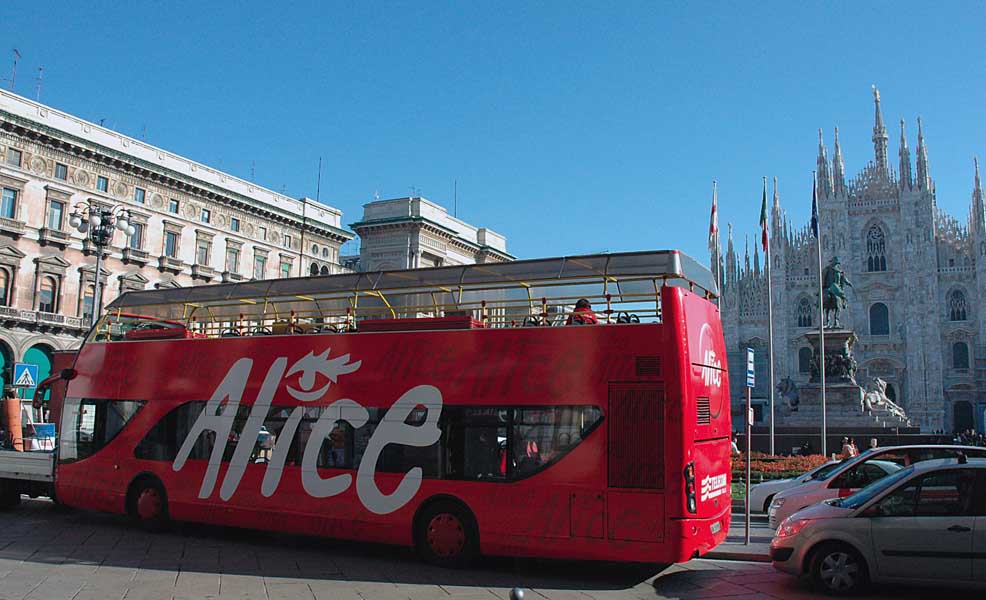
[[0, 102, 353, 243]]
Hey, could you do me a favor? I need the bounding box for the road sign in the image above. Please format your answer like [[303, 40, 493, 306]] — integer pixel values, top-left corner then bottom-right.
[[746, 348, 755, 388], [748, 407, 755, 426], [12, 363, 39, 389]]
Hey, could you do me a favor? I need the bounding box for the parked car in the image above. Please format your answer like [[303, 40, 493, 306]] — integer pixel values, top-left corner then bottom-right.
[[749, 461, 840, 513], [770, 456, 986, 593], [767, 445, 986, 528]]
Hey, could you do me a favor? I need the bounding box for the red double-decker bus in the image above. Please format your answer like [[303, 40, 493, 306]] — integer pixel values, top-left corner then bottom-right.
[[52, 250, 730, 565]]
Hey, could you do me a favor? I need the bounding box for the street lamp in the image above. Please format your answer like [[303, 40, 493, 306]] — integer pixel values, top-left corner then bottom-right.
[[69, 201, 135, 327]]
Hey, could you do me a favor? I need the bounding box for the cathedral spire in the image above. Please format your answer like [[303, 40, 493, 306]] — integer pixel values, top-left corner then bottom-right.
[[833, 126, 846, 196], [872, 86, 889, 175], [744, 235, 750, 274], [916, 116, 931, 190], [753, 244, 761, 277], [973, 157, 985, 235], [771, 176, 784, 243], [725, 223, 735, 283], [898, 119, 912, 190], [816, 129, 832, 198]]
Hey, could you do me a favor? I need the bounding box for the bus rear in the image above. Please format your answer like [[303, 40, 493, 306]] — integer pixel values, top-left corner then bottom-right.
[[663, 285, 731, 560]]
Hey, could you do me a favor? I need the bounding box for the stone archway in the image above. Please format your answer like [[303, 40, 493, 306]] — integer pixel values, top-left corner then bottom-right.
[[0, 338, 12, 389], [22, 343, 54, 401], [954, 401, 974, 433]]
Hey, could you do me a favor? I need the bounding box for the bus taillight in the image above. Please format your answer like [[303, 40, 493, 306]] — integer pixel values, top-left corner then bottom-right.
[[684, 462, 697, 513]]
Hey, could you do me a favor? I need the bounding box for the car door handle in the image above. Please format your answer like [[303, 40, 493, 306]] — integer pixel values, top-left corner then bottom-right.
[[947, 525, 971, 533]]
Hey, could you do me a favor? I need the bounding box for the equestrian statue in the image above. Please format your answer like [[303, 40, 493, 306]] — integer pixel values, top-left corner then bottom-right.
[[822, 256, 853, 328]]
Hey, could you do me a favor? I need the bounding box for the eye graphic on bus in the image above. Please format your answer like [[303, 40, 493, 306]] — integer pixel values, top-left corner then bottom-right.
[[284, 348, 362, 402]]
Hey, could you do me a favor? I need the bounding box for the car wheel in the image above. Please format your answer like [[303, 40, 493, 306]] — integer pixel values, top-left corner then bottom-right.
[[762, 495, 774, 514], [414, 499, 479, 568], [127, 477, 170, 532], [809, 542, 868, 595]]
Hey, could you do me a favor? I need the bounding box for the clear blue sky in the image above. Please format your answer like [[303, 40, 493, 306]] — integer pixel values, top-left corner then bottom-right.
[[4, 2, 986, 262]]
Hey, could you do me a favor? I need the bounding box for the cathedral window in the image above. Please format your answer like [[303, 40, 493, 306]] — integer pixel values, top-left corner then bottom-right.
[[948, 290, 967, 321], [796, 297, 813, 328], [869, 303, 889, 336], [866, 225, 887, 272], [953, 342, 970, 370], [798, 347, 812, 373]]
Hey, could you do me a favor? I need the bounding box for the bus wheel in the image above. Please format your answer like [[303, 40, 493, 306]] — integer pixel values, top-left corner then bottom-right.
[[415, 500, 478, 568], [127, 477, 170, 532]]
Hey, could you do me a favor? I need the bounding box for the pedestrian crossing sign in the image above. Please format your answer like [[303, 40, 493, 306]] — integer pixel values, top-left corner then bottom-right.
[[12, 363, 39, 389]]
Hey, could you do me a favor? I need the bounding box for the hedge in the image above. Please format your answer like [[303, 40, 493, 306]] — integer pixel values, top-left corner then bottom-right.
[[730, 453, 829, 481]]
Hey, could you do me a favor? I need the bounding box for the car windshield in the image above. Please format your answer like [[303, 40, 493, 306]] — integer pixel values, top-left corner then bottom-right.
[[834, 465, 914, 510], [809, 462, 842, 480]]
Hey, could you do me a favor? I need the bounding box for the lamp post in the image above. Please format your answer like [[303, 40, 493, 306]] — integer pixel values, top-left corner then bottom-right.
[[68, 202, 134, 328]]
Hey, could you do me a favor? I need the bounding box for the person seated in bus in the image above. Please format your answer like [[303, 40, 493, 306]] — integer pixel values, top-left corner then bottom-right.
[[327, 422, 348, 467], [515, 439, 542, 475], [566, 299, 599, 325]]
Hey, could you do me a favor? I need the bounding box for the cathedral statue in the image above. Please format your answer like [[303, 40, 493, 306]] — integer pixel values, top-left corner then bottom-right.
[[822, 256, 853, 328]]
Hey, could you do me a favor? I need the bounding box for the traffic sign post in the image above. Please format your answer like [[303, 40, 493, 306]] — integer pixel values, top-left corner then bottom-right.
[[744, 348, 754, 545]]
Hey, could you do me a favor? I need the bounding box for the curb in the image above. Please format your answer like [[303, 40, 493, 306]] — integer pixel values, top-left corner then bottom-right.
[[704, 550, 772, 563]]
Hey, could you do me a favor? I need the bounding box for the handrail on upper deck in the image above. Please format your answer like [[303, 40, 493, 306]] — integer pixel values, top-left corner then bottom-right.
[[94, 250, 716, 339]]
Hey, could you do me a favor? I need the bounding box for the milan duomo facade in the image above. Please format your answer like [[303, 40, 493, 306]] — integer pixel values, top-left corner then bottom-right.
[[717, 89, 986, 435]]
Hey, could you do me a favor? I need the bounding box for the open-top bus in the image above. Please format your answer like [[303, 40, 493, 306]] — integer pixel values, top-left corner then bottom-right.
[[42, 250, 730, 565]]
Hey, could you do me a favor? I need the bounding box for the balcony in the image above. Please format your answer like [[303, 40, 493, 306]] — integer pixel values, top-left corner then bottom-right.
[[192, 264, 217, 281], [0, 216, 26, 237], [38, 227, 71, 248], [122, 247, 150, 266], [222, 271, 245, 283], [158, 256, 186, 274], [0, 306, 37, 324], [0, 306, 84, 331]]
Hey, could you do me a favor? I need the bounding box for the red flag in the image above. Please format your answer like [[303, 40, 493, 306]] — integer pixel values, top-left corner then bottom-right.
[[708, 181, 719, 252]]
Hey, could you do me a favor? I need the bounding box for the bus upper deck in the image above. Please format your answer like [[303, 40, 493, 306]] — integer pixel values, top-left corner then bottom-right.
[[95, 250, 718, 340]]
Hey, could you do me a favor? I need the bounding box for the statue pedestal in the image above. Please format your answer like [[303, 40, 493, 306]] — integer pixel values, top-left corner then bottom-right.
[[805, 329, 858, 385]]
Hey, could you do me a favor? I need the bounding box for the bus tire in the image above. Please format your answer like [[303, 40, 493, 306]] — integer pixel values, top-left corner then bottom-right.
[[126, 476, 170, 532], [0, 480, 21, 510], [414, 499, 479, 568]]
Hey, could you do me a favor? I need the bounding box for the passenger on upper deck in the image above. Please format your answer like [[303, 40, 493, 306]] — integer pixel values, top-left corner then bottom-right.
[[566, 298, 599, 325]]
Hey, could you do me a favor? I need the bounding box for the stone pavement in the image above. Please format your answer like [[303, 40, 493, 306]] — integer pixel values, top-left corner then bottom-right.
[[0, 499, 977, 599]]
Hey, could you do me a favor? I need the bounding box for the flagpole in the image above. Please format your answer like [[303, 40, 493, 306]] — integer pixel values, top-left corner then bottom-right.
[[814, 171, 827, 457], [766, 178, 776, 456]]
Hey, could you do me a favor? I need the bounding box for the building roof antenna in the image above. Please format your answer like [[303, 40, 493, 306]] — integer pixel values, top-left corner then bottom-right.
[[453, 179, 457, 218], [10, 48, 21, 90], [35, 66, 42, 101], [316, 156, 322, 203]]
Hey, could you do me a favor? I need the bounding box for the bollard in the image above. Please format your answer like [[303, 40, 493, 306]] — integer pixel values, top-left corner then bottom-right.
[[510, 587, 525, 600]]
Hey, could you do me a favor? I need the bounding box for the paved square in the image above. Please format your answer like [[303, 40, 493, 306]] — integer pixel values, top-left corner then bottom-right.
[[0, 499, 975, 599]]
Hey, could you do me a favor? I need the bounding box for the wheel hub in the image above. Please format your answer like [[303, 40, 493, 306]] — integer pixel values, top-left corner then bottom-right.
[[426, 513, 466, 557], [136, 488, 163, 521], [820, 551, 859, 591]]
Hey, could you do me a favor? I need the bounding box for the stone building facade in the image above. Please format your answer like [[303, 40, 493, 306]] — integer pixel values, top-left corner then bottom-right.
[[0, 89, 352, 388], [719, 89, 986, 434], [348, 197, 512, 271]]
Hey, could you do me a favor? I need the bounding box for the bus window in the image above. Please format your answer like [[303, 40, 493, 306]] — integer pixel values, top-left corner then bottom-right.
[[443, 407, 508, 481], [61, 398, 144, 463], [511, 406, 603, 480]]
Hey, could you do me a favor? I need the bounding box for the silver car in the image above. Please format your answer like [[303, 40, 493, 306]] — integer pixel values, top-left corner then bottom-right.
[[770, 457, 986, 594], [749, 461, 840, 514]]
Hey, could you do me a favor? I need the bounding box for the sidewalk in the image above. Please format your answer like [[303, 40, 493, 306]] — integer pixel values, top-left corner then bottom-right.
[[703, 502, 772, 562]]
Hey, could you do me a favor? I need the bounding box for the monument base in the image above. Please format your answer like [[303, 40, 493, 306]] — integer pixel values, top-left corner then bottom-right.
[[777, 382, 910, 428]]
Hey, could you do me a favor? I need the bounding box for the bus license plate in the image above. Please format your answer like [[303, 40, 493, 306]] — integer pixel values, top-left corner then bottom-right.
[[710, 521, 721, 535]]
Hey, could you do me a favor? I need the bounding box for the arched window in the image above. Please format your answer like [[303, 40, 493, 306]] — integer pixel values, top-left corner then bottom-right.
[[0, 267, 9, 306], [81, 284, 95, 321], [322, 247, 329, 258], [866, 225, 887, 272], [949, 290, 967, 321], [309, 263, 319, 276], [798, 347, 812, 373], [797, 297, 813, 328], [953, 342, 970, 370], [869, 303, 889, 335], [311, 244, 318, 255], [320, 265, 329, 275], [38, 276, 58, 313]]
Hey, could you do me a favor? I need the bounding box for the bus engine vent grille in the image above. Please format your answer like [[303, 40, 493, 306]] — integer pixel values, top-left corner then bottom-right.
[[608, 383, 664, 489], [635, 356, 661, 376], [696, 397, 711, 425]]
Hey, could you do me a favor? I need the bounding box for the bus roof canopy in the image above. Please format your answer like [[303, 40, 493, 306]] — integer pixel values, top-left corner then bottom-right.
[[104, 250, 716, 326]]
